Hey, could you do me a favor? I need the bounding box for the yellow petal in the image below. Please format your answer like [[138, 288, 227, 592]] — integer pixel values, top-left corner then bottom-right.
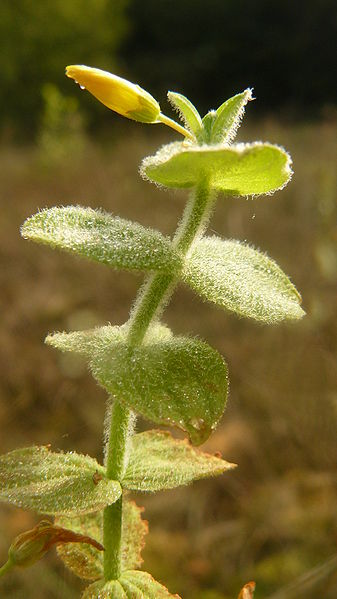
[[66, 65, 160, 123]]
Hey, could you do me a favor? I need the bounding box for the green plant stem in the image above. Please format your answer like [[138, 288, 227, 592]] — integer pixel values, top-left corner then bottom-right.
[[103, 401, 134, 580], [0, 560, 13, 578], [127, 179, 214, 345], [158, 113, 195, 141], [103, 179, 215, 581]]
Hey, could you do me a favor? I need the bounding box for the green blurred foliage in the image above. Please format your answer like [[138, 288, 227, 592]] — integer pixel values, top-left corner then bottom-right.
[[0, 0, 129, 138], [37, 84, 87, 165]]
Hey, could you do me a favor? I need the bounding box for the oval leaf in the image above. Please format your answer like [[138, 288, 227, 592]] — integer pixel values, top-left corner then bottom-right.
[[182, 237, 304, 323], [141, 141, 292, 195], [21, 206, 182, 274], [123, 430, 236, 491], [57, 500, 147, 580], [47, 325, 228, 445], [82, 571, 180, 599], [0, 447, 121, 515], [92, 336, 228, 445]]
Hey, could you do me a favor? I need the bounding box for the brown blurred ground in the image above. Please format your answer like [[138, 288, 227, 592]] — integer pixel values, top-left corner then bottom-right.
[[0, 119, 336, 598]]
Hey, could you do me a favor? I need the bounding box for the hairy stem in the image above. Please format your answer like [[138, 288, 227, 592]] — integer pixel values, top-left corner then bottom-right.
[[127, 179, 215, 345], [103, 179, 215, 581], [103, 401, 134, 580]]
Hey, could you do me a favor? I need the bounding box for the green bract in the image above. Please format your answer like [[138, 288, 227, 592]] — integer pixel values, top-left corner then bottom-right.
[[22, 206, 182, 274], [141, 141, 292, 195], [56, 500, 147, 580], [0, 447, 121, 515], [82, 571, 180, 599], [183, 237, 304, 323], [123, 430, 235, 491]]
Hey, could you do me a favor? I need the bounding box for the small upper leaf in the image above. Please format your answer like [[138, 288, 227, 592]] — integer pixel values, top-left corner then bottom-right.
[[45, 322, 171, 357], [21, 206, 182, 274], [46, 324, 125, 358], [57, 500, 148, 580], [47, 324, 228, 445], [182, 237, 304, 323], [212, 89, 253, 144], [141, 141, 292, 195], [0, 447, 121, 516], [123, 430, 236, 491], [167, 92, 202, 137], [82, 571, 180, 599]]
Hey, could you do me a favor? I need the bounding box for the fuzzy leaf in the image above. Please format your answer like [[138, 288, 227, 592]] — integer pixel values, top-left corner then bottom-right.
[[141, 141, 292, 195], [167, 92, 202, 136], [115, 342, 224, 445], [47, 325, 228, 445], [212, 89, 253, 144], [183, 237, 304, 323], [82, 571, 180, 599], [46, 325, 228, 445], [123, 430, 235, 491], [0, 447, 121, 516], [92, 334, 228, 445], [21, 206, 181, 274], [56, 500, 147, 580]]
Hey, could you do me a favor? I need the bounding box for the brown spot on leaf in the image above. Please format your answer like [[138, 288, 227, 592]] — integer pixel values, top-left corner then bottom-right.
[[92, 470, 103, 485]]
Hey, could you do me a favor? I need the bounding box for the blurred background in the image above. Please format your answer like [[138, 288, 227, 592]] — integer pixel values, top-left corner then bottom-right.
[[0, 0, 336, 597]]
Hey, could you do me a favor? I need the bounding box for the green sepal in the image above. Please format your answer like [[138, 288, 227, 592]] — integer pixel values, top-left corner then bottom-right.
[[56, 500, 148, 580], [21, 206, 182, 274], [82, 571, 180, 598], [0, 447, 121, 516], [182, 237, 305, 323], [212, 89, 253, 144], [167, 92, 202, 137], [123, 430, 236, 491], [141, 142, 292, 195], [47, 324, 228, 445]]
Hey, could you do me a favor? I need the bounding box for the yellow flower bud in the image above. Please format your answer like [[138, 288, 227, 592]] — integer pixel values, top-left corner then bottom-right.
[[66, 65, 161, 123]]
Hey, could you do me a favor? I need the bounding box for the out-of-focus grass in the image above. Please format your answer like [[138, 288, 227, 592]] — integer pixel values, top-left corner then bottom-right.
[[0, 119, 336, 598]]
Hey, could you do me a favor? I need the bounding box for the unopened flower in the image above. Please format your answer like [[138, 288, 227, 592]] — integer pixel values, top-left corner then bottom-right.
[[66, 65, 161, 124], [66, 65, 194, 139], [0, 520, 103, 577]]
